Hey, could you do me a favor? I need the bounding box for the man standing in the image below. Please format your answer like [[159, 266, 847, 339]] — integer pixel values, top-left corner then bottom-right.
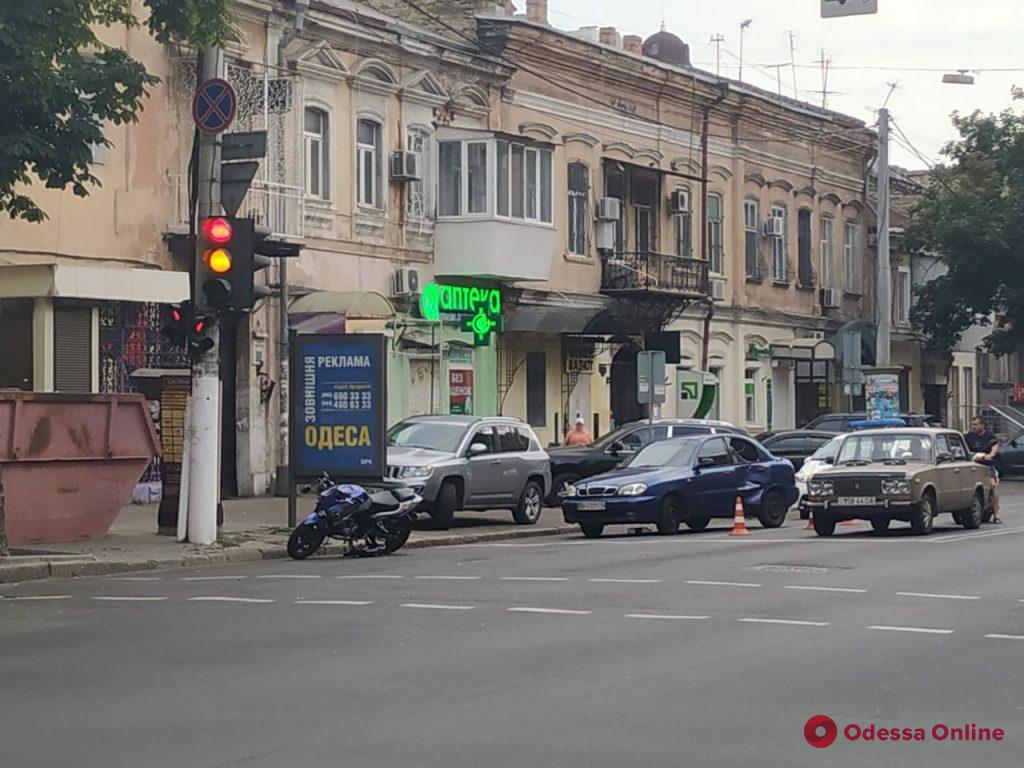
[[563, 416, 594, 447], [965, 415, 1002, 524]]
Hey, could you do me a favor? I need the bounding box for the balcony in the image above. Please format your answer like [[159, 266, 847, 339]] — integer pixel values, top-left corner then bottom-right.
[[434, 218, 555, 282], [167, 175, 305, 241], [600, 251, 709, 298]]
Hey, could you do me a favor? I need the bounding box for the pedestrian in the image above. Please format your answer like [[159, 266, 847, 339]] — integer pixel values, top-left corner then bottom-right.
[[965, 415, 1002, 524], [563, 416, 594, 447]]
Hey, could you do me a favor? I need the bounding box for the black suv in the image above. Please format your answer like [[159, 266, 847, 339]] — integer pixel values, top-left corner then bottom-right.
[[802, 412, 937, 433], [546, 418, 744, 504]]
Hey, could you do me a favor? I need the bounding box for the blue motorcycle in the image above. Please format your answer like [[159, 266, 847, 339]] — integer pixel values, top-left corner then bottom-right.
[[287, 473, 421, 560]]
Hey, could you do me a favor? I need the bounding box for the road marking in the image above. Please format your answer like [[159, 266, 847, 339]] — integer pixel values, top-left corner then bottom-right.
[[686, 580, 762, 588], [1, 595, 71, 601], [869, 625, 954, 635], [335, 574, 404, 580], [499, 576, 569, 582], [92, 596, 168, 602], [985, 633, 1024, 641], [108, 576, 161, 581], [932, 526, 1024, 544], [256, 575, 322, 580], [181, 576, 247, 582], [401, 603, 475, 611], [739, 617, 830, 627], [295, 600, 373, 606], [896, 591, 980, 601], [786, 585, 868, 594], [187, 596, 275, 604], [412, 575, 482, 581], [625, 613, 710, 620], [508, 607, 592, 615], [588, 578, 662, 584]]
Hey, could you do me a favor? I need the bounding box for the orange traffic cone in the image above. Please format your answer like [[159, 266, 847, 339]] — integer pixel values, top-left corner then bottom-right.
[[840, 518, 859, 526], [805, 509, 815, 530], [730, 496, 750, 536]]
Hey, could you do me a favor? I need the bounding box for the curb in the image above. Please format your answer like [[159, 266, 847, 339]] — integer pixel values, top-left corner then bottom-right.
[[0, 523, 578, 585]]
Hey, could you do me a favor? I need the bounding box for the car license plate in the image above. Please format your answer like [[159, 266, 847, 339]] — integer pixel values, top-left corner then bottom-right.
[[837, 496, 876, 506], [576, 500, 607, 511]]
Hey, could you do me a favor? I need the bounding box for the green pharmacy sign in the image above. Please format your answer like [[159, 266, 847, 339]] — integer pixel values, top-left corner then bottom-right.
[[420, 282, 503, 346]]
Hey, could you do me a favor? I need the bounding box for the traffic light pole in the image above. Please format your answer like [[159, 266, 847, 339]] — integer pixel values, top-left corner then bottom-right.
[[187, 46, 224, 545]]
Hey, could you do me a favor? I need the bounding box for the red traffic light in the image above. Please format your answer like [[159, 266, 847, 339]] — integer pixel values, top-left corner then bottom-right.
[[202, 217, 233, 245], [194, 318, 206, 333], [171, 308, 183, 322]]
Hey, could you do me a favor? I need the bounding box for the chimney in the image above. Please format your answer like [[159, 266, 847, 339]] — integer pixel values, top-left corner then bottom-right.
[[623, 34, 642, 54], [599, 26, 622, 49], [526, 0, 547, 25]]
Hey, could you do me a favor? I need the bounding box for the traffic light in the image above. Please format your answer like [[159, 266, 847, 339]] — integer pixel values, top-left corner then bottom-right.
[[198, 216, 272, 311], [160, 300, 215, 362]]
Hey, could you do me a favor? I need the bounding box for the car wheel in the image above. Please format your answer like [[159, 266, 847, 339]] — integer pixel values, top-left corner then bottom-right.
[[430, 481, 457, 531], [757, 489, 787, 529], [547, 473, 579, 506], [656, 496, 682, 535], [812, 514, 836, 537], [580, 523, 604, 538], [513, 481, 544, 525], [910, 492, 935, 535], [686, 515, 710, 531], [870, 518, 891, 533], [961, 490, 983, 530]]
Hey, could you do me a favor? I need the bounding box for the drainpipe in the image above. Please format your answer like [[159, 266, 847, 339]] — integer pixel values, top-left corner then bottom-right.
[[274, 0, 308, 496], [699, 83, 728, 372]]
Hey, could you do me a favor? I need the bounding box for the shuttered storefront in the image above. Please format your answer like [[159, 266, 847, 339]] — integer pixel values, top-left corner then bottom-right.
[[54, 305, 92, 393]]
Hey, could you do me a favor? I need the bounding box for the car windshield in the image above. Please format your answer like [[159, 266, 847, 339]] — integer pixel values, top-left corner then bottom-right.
[[386, 421, 467, 454], [809, 437, 841, 462], [625, 438, 699, 468], [836, 433, 933, 464]]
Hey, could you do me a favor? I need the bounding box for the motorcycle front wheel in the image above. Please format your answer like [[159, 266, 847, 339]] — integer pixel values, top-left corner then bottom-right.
[[380, 516, 413, 554], [287, 523, 325, 560]]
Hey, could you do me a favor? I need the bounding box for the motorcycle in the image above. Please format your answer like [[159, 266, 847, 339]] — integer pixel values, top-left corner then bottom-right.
[[287, 472, 421, 560]]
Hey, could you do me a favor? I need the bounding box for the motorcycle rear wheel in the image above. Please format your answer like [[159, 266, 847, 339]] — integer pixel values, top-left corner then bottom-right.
[[380, 517, 413, 554], [287, 524, 325, 560]]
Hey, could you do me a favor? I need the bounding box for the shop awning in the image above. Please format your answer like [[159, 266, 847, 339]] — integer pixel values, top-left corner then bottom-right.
[[770, 338, 836, 361], [289, 290, 395, 319], [0, 263, 189, 303], [504, 304, 605, 333]]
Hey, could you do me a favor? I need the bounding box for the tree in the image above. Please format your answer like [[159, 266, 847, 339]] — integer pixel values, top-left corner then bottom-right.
[[909, 89, 1024, 356], [0, 1, 230, 223]]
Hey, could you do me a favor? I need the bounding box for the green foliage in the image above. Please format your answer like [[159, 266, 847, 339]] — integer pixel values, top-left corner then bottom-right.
[[0, 0, 230, 222], [909, 89, 1024, 355]]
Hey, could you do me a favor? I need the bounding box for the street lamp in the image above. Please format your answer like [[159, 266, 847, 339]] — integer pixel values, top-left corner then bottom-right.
[[739, 19, 753, 83], [942, 70, 975, 85]]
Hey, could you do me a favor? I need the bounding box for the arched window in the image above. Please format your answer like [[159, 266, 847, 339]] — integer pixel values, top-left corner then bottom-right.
[[304, 107, 330, 199], [567, 162, 589, 255], [356, 117, 382, 208]]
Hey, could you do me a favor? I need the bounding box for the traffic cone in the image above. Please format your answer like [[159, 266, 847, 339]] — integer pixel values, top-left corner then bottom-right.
[[730, 496, 750, 536], [805, 509, 815, 530], [840, 518, 859, 526]]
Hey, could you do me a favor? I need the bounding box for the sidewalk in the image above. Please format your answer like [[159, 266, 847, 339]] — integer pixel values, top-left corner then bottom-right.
[[0, 497, 575, 584]]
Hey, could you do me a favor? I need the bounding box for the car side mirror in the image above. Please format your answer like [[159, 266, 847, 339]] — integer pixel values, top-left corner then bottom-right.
[[697, 456, 715, 468], [469, 442, 489, 456], [936, 452, 952, 464]]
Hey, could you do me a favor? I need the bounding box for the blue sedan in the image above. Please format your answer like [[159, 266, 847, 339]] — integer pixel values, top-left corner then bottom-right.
[[561, 434, 799, 538]]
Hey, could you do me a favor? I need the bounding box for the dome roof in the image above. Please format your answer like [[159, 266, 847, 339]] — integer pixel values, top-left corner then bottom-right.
[[642, 29, 690, 67]]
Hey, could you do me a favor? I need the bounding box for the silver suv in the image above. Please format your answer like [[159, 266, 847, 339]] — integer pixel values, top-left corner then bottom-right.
[[385, 415, 551, 530]]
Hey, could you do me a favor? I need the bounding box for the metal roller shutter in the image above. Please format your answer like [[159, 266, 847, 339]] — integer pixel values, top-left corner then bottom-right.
[[54, 306, 92, 393]]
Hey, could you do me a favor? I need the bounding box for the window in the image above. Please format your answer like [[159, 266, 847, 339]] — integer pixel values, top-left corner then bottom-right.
[[744, 198, 760, 278], [820, 216, 835, 289], [568, 163, 589, 255], [467, 142, 488, 214], [797, 209, 813, 286], [526, 351, 546, 427], [707, 193, 723, 274], [697, 437, 733, 467], [744, 367, 757, 423], [620, 426, 670, 452], [304, 107, 329, 199], [469, 426, 496, 454], [844, 221, 861, 293], [635, 205, 653, 253], [496, 425, 530, 453], [770, 205, 788, 282], [729, 437, 761, 463], [497, 140, 510, 215], [769, 436, 807, 453], [356, 118, 381, 208], [673, 186, 692, 259], [896, 266, 911, 325], [438, 141, 461, 216], [606, 167, 626, 253], [438, 138, 552, 222], [949, 435, 968, 460], [405, 127, 429, 218], [499, 141, 551, 222], [709, 366, 723, 419]]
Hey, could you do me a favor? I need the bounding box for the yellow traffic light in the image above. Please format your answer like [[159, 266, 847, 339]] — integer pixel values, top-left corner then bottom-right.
[[206, 248, 232, 274]]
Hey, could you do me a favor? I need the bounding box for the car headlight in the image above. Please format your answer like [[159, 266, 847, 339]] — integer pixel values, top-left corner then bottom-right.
[[881, 478, 910, 495], [563, 484, 578, 497], [396, 465, 432, 479], [617, 483, 648, 496], [808, 480, 834, 496]]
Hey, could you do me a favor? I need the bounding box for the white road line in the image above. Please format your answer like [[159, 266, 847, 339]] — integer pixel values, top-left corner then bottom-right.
[[335, 574, 404, 580], [686, 579, 763, 588], [739, 617, 830, 627], [625, 613, 710, 620], [108, 577, 162, 582], [896, 591, 980, 601], [401, 603, 476, 611], [295, 600, 373, 606], [1, 595, 72, 601], [181, 576, 247, 582], [92, 596, 168, 602], [786, 585, 868, 594], [932, 526, 1024, 544], [869, 625, 954, 635], [985, 633, 1024, 641], [498, 576, 569, 582], [508, 607, 592, 615], [256, 575, 322, 580], [412, 576, 482, 581], [187, 596, 275, 604], [588, 578, 662, 584]]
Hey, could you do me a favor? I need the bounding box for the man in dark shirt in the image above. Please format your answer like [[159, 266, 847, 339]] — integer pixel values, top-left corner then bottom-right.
[[965, 416, 1002, 523]]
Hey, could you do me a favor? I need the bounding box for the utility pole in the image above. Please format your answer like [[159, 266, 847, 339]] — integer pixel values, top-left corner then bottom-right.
[[738, 19, 752, 83], [710, 34, 725, 77], [876, 107, 892, 367], [788, 31, 798, 98], [815, 49, 833, 108], [187, 46, 224, 545]]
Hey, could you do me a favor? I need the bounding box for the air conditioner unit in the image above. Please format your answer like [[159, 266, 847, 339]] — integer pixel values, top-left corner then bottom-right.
[[820, 287, 840, 309], [669, 189, 690, 214], [595, 220, 617, 252], [390, 150, 420, 182], [763, 217, 784, 237], [710, 277, 726, 301], [392, 267, 421, 297], [597, 197, 621, 221]]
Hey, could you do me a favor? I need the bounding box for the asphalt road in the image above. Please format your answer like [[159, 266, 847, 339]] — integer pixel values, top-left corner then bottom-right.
[[3, 494, 1024, 768]]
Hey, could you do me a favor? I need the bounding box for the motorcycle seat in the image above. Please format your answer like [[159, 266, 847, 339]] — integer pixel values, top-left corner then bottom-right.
[[368, 490, 401, 514]]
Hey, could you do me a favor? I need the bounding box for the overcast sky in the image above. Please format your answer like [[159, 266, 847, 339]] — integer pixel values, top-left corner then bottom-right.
[[547, 0, 1023, 169]]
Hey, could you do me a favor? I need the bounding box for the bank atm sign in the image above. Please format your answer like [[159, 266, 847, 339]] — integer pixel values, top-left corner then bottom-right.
[[420, 282, 503, 346]]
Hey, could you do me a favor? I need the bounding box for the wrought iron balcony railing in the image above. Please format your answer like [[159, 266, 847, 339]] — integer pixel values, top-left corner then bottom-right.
[[601, 251, 710, 297]]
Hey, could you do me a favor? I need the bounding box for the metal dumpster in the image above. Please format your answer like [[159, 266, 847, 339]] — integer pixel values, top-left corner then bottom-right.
[[0, 392, 160, 545]]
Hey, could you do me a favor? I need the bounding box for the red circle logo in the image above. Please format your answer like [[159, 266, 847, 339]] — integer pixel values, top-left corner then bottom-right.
[[804, 715, 838, 749]]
